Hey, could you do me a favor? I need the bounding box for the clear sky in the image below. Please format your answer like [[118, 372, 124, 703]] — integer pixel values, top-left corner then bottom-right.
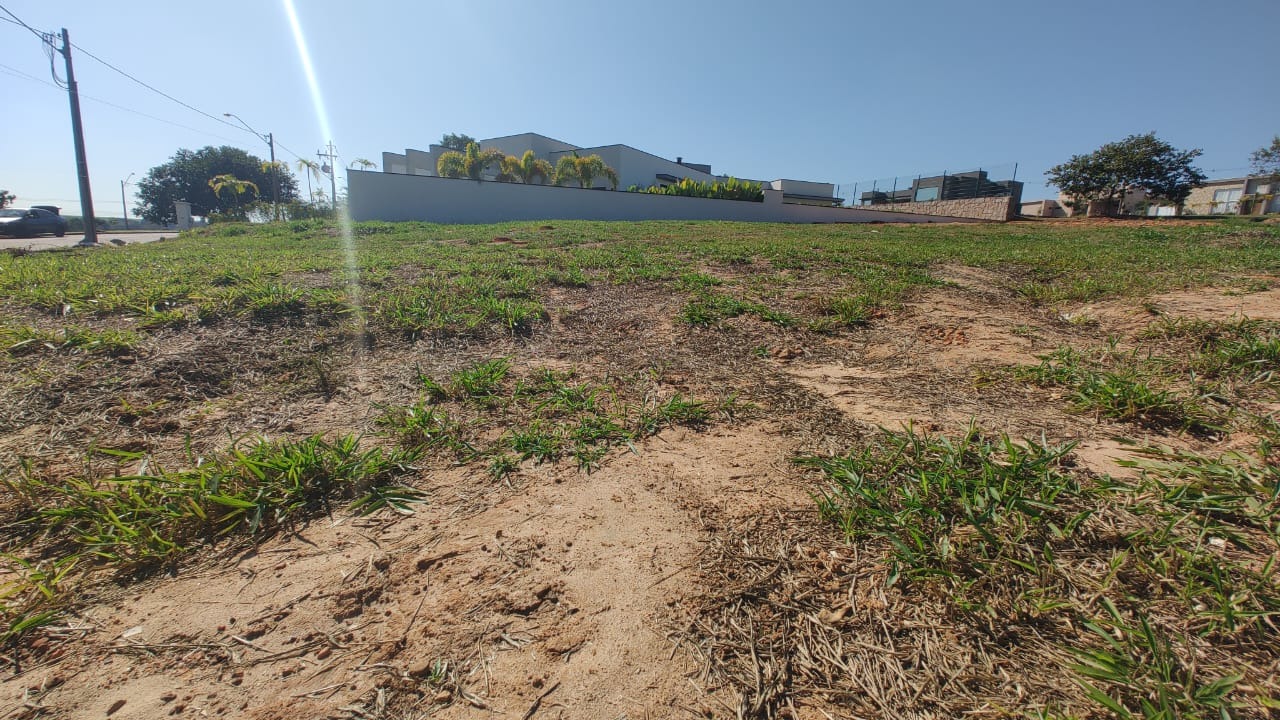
[[2, 0, 1277, 216]]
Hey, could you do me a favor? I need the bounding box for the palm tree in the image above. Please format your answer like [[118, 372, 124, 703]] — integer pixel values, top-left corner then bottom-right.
[[207, 174, 259, 217], [296, 159, 322, 204], [497, 150, 553, 184], [553, 153, 619, 190], [349, 157, 377, 170], [436, 142, 503, 180]]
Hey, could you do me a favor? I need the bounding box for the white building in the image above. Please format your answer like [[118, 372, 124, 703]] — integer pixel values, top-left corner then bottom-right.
[[380, 132, 841, 205]]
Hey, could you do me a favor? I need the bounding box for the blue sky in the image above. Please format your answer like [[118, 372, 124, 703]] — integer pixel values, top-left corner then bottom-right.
[[2, 0, 1277, 216]]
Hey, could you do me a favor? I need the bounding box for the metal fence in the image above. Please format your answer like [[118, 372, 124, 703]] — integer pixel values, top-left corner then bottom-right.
[[831, 162, 1021, 208]]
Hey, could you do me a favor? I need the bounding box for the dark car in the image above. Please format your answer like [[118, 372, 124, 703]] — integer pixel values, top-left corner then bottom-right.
[[0, 208, 68, 238]]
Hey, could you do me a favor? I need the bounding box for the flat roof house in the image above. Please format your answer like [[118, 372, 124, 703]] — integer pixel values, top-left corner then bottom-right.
[[859, 170, 1023, 207], [1183, 175, 1280, 216], [380, 132, 841, 205]]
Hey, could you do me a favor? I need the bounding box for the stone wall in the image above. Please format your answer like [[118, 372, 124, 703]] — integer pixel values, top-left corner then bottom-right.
[[866, 196, 1016, 221]]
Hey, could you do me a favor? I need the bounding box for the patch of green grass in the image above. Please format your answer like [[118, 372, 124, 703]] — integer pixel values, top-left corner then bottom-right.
[[0, 218, 1275, 345], [1, 435, 423, 650], [678, 290, 797, 328], [451, 357, 511, 401], [1072, 371, 1223, 433], [1015, 343, 1228, 434], [801, 424, 1087, 589], [378, 364, 715, 473], [801, 420, 1280, 717], [1069, 610, 1243, 720], [1, 325, 141, 356]]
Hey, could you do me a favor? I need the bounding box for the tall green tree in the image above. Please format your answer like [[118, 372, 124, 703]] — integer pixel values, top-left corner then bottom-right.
[[1250, 136, 1280, 178], [439, 133, 477, 152], [436, 142, 504, 180], [553, 153, 619, 190], [0, 190, 13, 209], [497, 150, 553, 184], [135, 146, 299, 224], [1045, 133, 1205, 214]]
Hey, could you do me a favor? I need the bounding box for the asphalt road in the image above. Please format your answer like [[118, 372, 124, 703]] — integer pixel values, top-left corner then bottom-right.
[[0, 231, 178, 252]]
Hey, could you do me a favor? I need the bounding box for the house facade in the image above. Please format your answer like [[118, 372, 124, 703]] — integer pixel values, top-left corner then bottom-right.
[[1026, 176, 1280, 218], [379, 132, 841, 203], [858, 170, 1023, 208], [1182, 175, 1280, 215]]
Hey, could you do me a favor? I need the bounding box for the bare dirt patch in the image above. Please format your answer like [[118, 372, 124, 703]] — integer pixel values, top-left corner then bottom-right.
[[4, 249, 1278, 718]]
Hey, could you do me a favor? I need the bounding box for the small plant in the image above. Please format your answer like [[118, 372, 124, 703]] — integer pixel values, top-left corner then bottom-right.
[[1068, 611, 1243, 719], [452, 357, 510, 400]]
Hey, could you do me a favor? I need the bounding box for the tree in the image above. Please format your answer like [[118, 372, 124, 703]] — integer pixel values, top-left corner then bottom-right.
[[0, 190, 13, 209], [349, 157, 377, 170], [1250, 136, 1280, 178], [207, 174, 259, 218], [553, 153, 619, 190], [135, 146, 299, 224], [1045, 133, 1205, 215], [497, 150, 553, 184], [437, 142, 503, 180], [296, 158, 322, 204], [439, 133, 476, 152]]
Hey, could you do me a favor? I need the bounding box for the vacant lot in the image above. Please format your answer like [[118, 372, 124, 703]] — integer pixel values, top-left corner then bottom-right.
[[1, 218, 1278, 719]]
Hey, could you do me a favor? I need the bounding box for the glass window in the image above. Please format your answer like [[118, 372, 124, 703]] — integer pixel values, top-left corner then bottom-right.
[[1211, 188, 1242, 214], [914, 186, 939, 202]]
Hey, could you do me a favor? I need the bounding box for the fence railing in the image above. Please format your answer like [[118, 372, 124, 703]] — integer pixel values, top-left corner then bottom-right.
[[832, 162, 1021, 208]]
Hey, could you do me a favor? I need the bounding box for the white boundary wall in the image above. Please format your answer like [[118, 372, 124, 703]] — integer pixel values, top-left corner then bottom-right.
[[347, 171, 975, 225]]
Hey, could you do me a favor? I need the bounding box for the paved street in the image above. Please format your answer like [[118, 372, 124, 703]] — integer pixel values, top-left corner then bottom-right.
[[0, 231, 178, 252]]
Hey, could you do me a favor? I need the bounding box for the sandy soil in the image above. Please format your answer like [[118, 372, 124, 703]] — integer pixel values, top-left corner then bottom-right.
[[4, 261, 1277, 719]]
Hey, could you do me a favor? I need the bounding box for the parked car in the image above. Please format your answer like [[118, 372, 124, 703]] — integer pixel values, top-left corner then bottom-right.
[[0, 208, 68, 238]]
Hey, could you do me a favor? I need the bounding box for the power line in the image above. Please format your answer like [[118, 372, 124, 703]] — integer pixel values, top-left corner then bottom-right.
[[0, 2, 46, 40], [6, 8, 314, 178], [63, 39, 311, 163], [67, 41, 249, 133], [0, 62, 242, 143]]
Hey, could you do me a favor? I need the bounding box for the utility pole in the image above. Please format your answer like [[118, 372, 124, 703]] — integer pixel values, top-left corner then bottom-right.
[[120, 172, 134, 229], [317, 142, 338, 209], [223, 113, 279, 220], [267, 132, 278, 220], [56, 29, 97, 245]]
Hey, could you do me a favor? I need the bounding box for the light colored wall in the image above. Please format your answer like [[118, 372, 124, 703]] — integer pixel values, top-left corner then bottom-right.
[[868, 196, 1016, 222], [769, 179, 836, 198], [546, 145, 720, 190], [482, 133, 579, 158], [405, 148, 437, 176], [347, 170, 977, 225], [1020, 199, 1067, 218], [382, 152, 408, 175], [1184, 180, 1243, 215]]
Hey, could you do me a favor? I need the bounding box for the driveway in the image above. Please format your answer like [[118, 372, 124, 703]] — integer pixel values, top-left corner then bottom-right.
[[0, 231, 178, 252]]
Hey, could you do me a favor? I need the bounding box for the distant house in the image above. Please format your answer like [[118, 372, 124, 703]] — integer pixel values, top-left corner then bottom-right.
[[380, 132, 840, 204], [1027, 175, 1280, 218], [1182, 175, 1280, 215], [858, 170, 1023, 207]]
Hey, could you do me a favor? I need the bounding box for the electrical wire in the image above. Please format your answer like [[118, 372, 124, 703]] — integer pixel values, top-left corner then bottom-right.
[[65, 41, 312, 163], [67, 41, 249, 133], [0, 2, 45, 40], [5, 6, 311, 167], [0, 62, 242, 143]]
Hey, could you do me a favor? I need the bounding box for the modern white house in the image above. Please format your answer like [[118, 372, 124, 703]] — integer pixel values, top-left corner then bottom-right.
[[355, 132, 996, 225], [381, 132, 843, 205]]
